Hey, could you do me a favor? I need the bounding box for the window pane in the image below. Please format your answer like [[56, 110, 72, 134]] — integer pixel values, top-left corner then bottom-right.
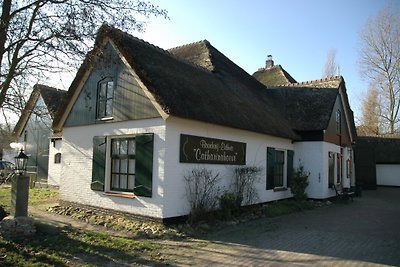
[[112, 140, 119, 155], [120, 140, 128, 155], [120, 175, 128, 189], [105, 99, 113, 117], [112, 159, 119, 173], [97, 100, 105, 118], [128, 175, 135, 190], [111, 174, 119, 189], [128, 140, 135, 155], [120, 159, 128, 173], [107, 81, 114, 98], [274, 151, 285, 187], [99, 83, 107, 99], [275, 151, 284, 163], [54, 153, 61, 164], [128, 159, 135, 174]]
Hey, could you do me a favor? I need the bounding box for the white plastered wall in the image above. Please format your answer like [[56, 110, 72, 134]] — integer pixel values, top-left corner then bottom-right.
[[47, 139, 62, 186], [60, 118, 166, 218], [294, 141, 348, 199], [60, 115, 356, 219], [162, 117, 295, 219]]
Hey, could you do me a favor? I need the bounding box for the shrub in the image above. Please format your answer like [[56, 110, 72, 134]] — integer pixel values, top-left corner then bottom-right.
[[232, 166, 262, 206], [218, 191, 241, 219], [290, 162, 310, 201], [184, 168, 221, 222]]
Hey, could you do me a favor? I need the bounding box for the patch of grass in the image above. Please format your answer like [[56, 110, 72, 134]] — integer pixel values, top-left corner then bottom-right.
[[0, 185, 173, 266], [28, 188, 59, 205], [264, 199, 316, 218], [0, 186, 58, 212], [0, 187, 10, 210], [0, 228, 166, 266]]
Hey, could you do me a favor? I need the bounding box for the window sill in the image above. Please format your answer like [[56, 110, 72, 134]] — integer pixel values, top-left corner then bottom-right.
[[103, 192, 135, 199], [273, 187, 288, 192], [98, 117, 114, 121]]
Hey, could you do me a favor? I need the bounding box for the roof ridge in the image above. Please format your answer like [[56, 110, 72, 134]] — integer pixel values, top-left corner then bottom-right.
[[277, 75, 342, 87], [255, 64, 283, 72], [103, 25, 212, 74], [34, 83, 64, 92], [167, 39, 209, 52], [166, 39, 215, 72], [104, 24, 171, 56]]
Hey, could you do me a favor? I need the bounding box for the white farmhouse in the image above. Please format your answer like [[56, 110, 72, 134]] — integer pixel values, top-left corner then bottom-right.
[[52, 25, 356, 222]]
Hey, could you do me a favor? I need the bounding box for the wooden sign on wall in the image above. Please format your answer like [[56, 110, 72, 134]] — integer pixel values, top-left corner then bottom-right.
[[180, 134, 246, 165]]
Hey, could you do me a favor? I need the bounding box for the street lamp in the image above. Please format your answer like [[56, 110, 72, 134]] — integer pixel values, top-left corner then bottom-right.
[[14, 149, 29, 175], [0, 148, 35, 238]]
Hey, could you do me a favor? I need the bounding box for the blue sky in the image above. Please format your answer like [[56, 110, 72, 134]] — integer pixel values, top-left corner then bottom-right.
[[132, 0, 396, 122]]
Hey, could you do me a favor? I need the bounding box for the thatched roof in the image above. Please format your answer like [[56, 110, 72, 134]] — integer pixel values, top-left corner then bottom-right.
[[265, 86, 339, 131], [52, 26, 358, 143], [278, 76, 342, 88], [53, 25, 298, 139], [13, 84, 66, 137], [265, 76, 357, 143], [253, 65, 297, 86]]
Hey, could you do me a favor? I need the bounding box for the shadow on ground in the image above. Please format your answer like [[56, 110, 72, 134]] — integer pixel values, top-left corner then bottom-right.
[[161, 187, 400, 266]]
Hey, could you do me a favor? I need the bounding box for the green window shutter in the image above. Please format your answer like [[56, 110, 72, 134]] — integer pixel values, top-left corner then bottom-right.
[[267, 147, 275, 190], [91, 136, 106, 191], [134, 133, 154, 197], [287, 150, 294, 188]]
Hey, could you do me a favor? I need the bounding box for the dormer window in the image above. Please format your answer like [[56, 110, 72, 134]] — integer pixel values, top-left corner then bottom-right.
[[96, 78, 114, 120]]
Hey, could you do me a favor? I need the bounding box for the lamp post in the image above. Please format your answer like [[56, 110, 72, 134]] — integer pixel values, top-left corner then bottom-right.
[[0, 146, 35, 239], [15, 149, 29, 175], [11, 149, 30, 217]]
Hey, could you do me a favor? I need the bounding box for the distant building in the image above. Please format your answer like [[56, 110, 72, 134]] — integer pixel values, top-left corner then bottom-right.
[[355, 136, 400, 189], [252, 55, 297, 86], [13, 84, 66, 185]]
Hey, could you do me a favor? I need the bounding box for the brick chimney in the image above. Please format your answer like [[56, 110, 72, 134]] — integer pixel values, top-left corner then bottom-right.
[[265, 55, 274, 69]]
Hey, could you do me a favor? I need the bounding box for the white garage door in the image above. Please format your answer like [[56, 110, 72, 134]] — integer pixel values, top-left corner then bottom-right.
[[376, 164, 400, 186]]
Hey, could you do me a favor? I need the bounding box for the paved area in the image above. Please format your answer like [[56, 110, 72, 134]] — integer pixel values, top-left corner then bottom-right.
[[28, 187, 400, 266], [161, 187, 400, 266]]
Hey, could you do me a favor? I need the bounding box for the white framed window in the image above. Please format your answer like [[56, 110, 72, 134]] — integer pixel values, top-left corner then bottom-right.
[[109, 137, 136, 192], [96, 78, 114, 120], [273, 150, 286, 188], [91, 133, 154, 197], [267, 147, 294, 190]]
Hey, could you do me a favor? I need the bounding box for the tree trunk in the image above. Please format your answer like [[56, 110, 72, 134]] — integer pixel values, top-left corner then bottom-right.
[[0, 0, 12, 109], [0, 0, 12, 70]]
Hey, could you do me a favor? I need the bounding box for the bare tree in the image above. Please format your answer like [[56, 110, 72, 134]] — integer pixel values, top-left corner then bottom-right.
[[0, 123, 14, 154], [358, 84, 381, 136], [0, 0, 168, 127], [358, 4, 400, 134], [323, 49, 339, 77]]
